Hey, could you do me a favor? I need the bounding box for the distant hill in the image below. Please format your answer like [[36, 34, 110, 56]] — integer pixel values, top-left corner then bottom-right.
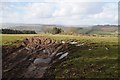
[[1, 23, 118, 35], [1, 23, 66, 33], [81, 25, 118, 35]]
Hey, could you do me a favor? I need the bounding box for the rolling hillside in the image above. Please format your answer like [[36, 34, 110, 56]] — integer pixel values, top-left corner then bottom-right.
[[1, 23, 118, 35]]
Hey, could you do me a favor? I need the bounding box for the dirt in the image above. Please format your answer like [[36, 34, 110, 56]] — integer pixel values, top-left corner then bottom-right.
[[2, 36, 72, 79]]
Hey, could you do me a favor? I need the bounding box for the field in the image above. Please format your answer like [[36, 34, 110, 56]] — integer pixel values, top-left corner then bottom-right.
[[1, 34, 119, 78]]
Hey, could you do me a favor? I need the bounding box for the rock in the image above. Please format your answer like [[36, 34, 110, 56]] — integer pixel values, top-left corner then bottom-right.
[[59, 52, 69, 60], [34, 58, 51, 64], [43, 49, 47, 53], [50, 44, 65, 57], [76, 43, 84, 46], [69, 42, 77, 44], [105, 47, 109, 50], [61, 41, 65, 44], [56, 52, 63, 56], [88, 49, 92, 50], [29, 58, 33, 61]]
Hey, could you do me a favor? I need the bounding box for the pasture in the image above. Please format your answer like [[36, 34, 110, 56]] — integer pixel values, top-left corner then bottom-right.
[[1, 34, 119, 78]]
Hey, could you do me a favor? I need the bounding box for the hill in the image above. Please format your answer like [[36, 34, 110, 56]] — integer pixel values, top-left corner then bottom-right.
[[1, 23, 118, 36]]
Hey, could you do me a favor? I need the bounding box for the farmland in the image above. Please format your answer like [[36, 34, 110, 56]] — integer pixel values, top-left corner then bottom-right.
[[1, 34, 119, 79], [1, 34, 118, 46]]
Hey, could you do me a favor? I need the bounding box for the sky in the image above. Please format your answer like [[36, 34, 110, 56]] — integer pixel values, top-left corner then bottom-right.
[[0, 0, 119, 25]]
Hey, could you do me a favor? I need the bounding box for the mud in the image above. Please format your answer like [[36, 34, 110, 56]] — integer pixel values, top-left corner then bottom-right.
[[2, 36, 71, 79]]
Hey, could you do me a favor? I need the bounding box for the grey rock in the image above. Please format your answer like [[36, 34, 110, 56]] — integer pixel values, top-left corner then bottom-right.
[[56, 52, 63, 56], [59, 52, 69, 60], [34, 58, 51, 64], [69, 42, 77, 44]]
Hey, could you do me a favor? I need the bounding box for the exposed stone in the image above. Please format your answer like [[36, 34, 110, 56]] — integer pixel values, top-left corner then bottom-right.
[[59, 52, 69, 60], [105, 47, 109, 50], [76, 43, 85, 47], [56, 52, 63, 56], [61, 41, 65, 44], [34, 58, 51, 64], [69, 42, 77, 44], [88, 49, 92, 50]]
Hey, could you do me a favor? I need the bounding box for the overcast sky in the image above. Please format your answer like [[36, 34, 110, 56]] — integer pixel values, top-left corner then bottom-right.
[[0, 0, 119, 25]]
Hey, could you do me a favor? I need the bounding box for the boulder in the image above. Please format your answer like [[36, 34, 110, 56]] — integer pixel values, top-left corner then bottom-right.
[[34, 58, 51, 64]]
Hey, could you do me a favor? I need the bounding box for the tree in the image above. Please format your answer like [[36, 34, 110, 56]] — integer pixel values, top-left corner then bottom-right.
[[1, 29, 37, 34], [41, 27, 63, 34], [51, 27, 63, 34]]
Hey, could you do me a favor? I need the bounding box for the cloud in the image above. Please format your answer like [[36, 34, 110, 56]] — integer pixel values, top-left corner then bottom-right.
[[52, 2, 105, 17], [1, 0, 119, 2], [90, 3, 118, 24], [24, 3, 55, 18], [1, 2, 118, 25]]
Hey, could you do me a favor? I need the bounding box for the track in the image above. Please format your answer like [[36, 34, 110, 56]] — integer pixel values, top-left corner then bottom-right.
[[2, 37, 72, 79]]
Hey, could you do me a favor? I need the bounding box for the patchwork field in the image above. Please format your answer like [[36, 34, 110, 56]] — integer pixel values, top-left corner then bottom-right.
[[1, 34, 119, 79]]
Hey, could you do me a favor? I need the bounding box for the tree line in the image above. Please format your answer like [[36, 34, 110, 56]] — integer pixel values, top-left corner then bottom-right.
[[1, 27, 79, 35], [1, 29, 37, 34], [42, 27, 79, 35]]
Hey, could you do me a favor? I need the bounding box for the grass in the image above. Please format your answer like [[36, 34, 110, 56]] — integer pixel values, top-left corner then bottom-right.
[[1, 34, 119, 78], [1, 34, 118, 46], [1, 35, 25, 46], [48, 44, 118, 78], [89, 30, 113, 35]]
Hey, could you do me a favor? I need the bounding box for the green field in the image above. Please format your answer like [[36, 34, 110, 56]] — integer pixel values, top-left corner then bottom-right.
[[48, 43, 118, 78], [1, 34, 118, 46], [1, 34, 119, 78]]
